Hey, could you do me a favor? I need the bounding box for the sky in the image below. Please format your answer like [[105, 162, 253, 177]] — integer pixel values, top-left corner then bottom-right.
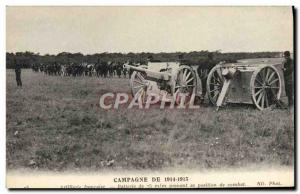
[[6, 6, 294, 55]]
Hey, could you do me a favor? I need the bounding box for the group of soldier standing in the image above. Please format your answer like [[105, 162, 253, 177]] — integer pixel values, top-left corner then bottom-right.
[[14, 51, 294, 109], [31, 61, 129, 78]]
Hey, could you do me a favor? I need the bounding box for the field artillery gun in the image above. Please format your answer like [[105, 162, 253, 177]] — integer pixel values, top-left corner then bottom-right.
[[206, 58, 285, 110], [124, 62, 203, 105]]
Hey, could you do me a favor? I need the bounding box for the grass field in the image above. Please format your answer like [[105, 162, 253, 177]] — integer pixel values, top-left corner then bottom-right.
[[6, 69, 294, 172]]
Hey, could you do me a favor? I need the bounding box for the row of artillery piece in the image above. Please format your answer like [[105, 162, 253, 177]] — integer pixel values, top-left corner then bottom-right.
[[124, 58, 286, 110]]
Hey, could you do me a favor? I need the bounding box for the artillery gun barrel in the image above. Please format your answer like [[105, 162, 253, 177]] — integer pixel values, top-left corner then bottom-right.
[[123, 64, 147, 73], [123, 64, 172, 81]]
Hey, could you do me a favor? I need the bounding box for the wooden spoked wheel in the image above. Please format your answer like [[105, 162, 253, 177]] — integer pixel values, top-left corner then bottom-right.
[[130, 66, 148, 103], [250, 65, 281, 110], [172, 65, 197, 105], [206, 65, 224, 105]]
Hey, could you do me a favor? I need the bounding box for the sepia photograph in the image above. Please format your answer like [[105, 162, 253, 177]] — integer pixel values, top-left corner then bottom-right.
[[6, 6, 295, 189]]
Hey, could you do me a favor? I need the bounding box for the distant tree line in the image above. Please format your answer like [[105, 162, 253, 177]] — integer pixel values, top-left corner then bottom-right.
[[6, 51, 281, 69]]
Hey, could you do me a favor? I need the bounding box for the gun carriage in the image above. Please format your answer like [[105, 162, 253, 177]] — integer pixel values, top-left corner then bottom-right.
[[124, 62, 202, 105], [206, 58, 285, 110]]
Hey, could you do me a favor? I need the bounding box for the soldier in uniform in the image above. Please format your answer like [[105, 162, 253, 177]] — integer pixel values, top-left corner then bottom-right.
[[282, 51, 294, 108], [14, 59, 22, 87], [197, 53, 216, 102]]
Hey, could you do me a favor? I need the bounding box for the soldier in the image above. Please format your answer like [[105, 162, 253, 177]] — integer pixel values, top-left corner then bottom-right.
[[197, 53, 216, 102], [282, 51, 294, 108], [14, 59, 22, 87]]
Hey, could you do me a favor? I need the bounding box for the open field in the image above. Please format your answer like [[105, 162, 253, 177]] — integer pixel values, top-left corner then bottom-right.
[[6, 69, 294, 172]]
